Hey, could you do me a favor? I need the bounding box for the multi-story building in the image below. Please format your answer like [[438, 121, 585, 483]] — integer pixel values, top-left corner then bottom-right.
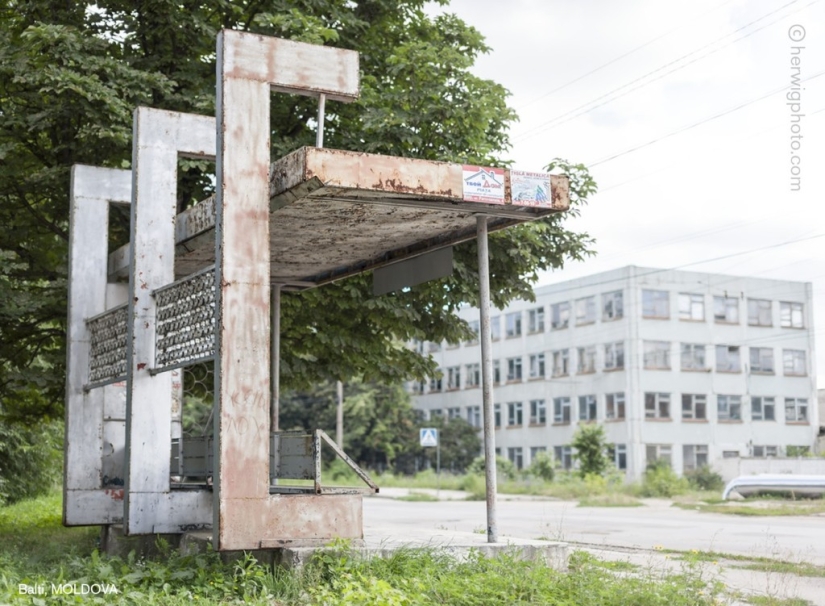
[[411, 266, 817, 481]]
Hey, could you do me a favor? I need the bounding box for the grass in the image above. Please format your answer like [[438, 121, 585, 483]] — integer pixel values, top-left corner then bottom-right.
[[577, 493, 644, 507], [0, 490, 731, 605], [748, 597, 812, 606], [663, 549, 825, 579], [671, 497, 825, 517]]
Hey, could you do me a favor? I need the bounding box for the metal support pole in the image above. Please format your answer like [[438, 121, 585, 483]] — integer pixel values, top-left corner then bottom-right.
[[270, 285, 282, 433], [436, 440, 441, 500], [336, 380, 344, 448], [316, 93, 326, 148], [477, 215, 498, 543]]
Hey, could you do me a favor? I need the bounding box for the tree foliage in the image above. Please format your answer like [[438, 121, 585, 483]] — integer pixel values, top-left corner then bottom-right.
[[0, 0, 596, 422], [571, 424, 610, 479]]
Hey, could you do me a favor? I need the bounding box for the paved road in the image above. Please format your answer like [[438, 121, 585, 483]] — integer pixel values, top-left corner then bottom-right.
[[363, 493, 825, 566]]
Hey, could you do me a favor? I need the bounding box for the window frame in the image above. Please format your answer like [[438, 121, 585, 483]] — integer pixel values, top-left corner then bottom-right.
[[576, 345, 596, 374], [751, 396, 775, 421], [717, 394, 742, 421], [527, 307, 545, 333], [784, 397, 808, 422], [644, 392, 670, 419], [551, 349, 569, 377], [642, 289, 669, 319], [507, 401, 523, 427], [529, 399, 547, 425], [782, 349, 807, 376], [749, 347, 774, 374], [715, 344, 741, 373], [713, 295, 739, 324], [506, 356, 523, 382], [578, 395, 597, 421], [575, 295, 596, 326], [681, 394, 707, 420], [602, 290, 623, 321], [779, 301, 804, 328], [505, 311, 522, 338], [678, 293, 705, 321], [553, 397, 571, 424], [747, 298, 772, 327], [550, 302, 570, 330], [529, 353, 546, 379], [605, 392, 625, 420], [680, 343, 707, 371], [604, 341, 624, 371], [644, 340, 671, 370]]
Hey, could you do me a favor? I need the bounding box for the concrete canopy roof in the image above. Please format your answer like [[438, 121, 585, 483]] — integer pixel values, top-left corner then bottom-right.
[[108, 146, 569, 289]]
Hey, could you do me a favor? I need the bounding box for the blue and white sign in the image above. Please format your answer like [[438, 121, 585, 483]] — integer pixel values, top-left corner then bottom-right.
[[419, 427, 438, 448]]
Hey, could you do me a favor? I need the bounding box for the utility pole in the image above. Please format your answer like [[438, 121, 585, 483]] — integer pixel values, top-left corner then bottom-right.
[[336, 380, 344, 448]]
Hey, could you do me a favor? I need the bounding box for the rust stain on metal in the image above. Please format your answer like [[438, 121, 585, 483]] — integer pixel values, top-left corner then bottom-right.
[[105, 488, 124, 501], [136, 363, 146, 371]]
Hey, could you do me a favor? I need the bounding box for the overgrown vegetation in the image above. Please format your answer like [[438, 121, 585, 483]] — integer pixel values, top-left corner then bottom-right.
[[1, 492, 729, 605], [0, 419, 62, 506], [571, 424, 611, 478]]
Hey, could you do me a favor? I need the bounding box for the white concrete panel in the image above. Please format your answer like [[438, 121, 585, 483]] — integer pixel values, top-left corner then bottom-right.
[[64, 165, 131, 526]]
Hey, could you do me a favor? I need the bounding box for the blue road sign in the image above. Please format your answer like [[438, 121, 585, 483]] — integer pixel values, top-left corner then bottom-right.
[[419, 427, 438, 447]]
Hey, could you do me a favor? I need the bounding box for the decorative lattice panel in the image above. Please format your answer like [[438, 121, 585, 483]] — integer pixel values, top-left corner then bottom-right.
[[87, 305, 128, 386], [154, 268, 216, 371]]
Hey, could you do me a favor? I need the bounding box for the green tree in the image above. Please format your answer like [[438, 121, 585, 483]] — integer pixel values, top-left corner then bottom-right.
[[0, 0, 595, 423], [571, 424, 610, 478]]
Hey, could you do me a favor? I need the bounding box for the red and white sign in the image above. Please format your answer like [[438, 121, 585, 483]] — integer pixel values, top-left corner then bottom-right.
[[462, 165, 505, 204]]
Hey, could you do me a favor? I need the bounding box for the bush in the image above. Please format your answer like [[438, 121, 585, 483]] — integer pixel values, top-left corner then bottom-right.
[[0, 419, 63, 506], [467, 455, 516, 481], [641, 459, 689, 497], [527, 451, 555, 482], [684, 465, 724, 492]]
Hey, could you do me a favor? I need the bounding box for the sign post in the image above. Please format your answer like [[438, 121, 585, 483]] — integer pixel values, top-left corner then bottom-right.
[[419, 427, 440, 498]]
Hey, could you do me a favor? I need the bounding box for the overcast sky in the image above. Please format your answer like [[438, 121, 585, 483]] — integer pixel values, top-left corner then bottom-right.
[[432, 0, 825, 386]]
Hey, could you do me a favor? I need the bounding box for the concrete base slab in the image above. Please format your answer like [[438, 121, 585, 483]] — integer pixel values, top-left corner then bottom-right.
[[100, 525, 183, 558], [177, 527, 567, 570]]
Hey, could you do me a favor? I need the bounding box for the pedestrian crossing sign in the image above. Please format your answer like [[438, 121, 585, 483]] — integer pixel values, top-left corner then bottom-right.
[[419, 427, 438, 447]]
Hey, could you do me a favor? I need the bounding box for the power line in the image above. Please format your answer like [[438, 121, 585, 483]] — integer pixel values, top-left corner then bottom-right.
[[512, 0, 814, 143], [516, 0, 734, 110], [588, 70, 825, 167]]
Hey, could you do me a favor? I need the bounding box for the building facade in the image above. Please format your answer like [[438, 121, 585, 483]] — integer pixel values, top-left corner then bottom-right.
[[411, 266, 818, 481]]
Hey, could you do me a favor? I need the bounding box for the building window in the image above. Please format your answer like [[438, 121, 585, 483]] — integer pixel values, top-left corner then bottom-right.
[[787, 445, 811, 457], [551, 302, 570, 330], [447, 407, 461, 420], [466, 405, 481, 428], [529, 353, 546, 379], [578, 395, 597, 421], [575, 295, 596, 325], [780, 301, 804, 328], [751, 396, 775, 421], [723, 450, 740, 459], [749, 347, 774, 374], [494, 403, 501, 428], [429, 376, 442, 392], [713, 295, 739, 324], [430, 408, 443, 419], [678, 293, 704, 321], [607, 444, 627, 470], [680, 343, 707, 371], [507, 402, 523, 427], [493, 360, 501, 384], [552, 349, 569, 377], [602, 290, 623, 321], [605, 392, 625, 420], [717, 395, 742, 421], [466, 363, 480, 388], [527, 307, 545, 333], [785, 397, 808, 422], [715, 345, 741, 373], [505, 311, 522, 338], [411, 380, 425, 394], [747, 299, 772, 326], [506, 357, 523, 382], [428, 341, 441, 352], [646, 444, 672, 466], [507, 447, 524, 470], [490, 315, 501, 341], [554, 445, 573, 470], [446, 366, 461, 390], [530, 399, 547, 425], [683, 445, 709, 472], [553, 397, 571, 424], [644, 392, 670, 419], [752, 445, 778, 458], [681, 394, 707, 420], [530, 446, 547, 461], [644, 341, 671, 370], [782, 349, 806, 376], [466, 320, 479, 345], [577, 345, 596, 374], [604, 342, 624, 371], [642, 289, 669, 319]]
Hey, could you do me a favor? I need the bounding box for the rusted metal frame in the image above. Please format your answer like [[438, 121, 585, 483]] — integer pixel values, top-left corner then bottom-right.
[[477, 215, 498, 543], [124, 107, 216, 535], [317, 429, 379, 493], [64, 164, 132, 527], [214, 29, 360, 550]]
